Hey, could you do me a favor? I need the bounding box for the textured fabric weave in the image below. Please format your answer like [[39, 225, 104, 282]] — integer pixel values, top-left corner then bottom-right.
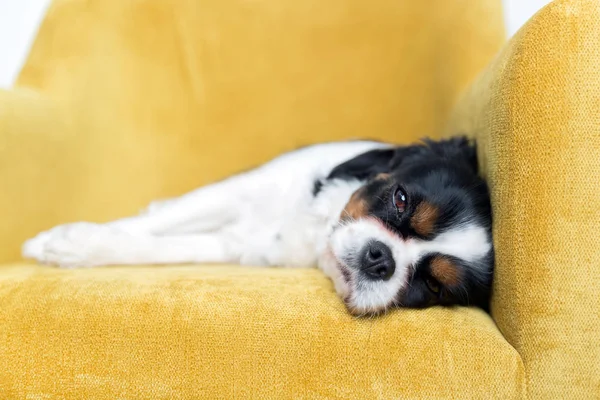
[[446, 0, 600, 398], [0, 264, 525, 399]]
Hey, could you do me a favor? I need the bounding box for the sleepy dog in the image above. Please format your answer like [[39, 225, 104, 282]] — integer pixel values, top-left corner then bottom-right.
[[23, 136, 493, 316]]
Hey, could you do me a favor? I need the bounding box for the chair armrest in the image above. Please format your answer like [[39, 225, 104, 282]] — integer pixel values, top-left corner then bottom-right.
[[0, 89, 81, 263], [446, 0, 600, 397]]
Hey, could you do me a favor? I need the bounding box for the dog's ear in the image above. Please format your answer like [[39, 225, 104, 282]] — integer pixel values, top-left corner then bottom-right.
[[326, 148, 396, 181], [390, 136, 479, 174], [327, 137, 479, 181], [388, 143, 431, 171]]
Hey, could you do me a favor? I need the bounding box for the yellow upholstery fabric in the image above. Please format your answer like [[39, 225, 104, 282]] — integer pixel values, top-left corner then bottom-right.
[[446, 0, 600, 398], [0, 264, 524, 399], [0, 0, 504, 263]]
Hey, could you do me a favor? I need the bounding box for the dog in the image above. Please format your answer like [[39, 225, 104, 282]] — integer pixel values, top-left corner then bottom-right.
[[22, 136, 493, 316]]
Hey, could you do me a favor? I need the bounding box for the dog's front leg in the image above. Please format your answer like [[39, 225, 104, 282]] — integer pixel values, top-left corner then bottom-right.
[[23, 224, 235, 268], [108, 169, 266, 235], [22, 168, 266, 265]]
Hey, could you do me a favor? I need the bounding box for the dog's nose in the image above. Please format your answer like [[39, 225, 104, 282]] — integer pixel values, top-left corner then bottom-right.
[[359, 241, 395, 281]]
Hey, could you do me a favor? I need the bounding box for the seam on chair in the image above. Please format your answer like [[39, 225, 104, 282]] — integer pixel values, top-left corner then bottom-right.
[[492, 320, 528, 400]]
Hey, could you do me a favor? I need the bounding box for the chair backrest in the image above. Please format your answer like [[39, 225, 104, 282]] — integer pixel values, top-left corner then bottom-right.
[[8, 0, 504, 262]]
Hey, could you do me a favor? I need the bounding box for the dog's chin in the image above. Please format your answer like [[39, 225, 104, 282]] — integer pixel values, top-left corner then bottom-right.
[[345, 303, 390, 317], [331, 257, 394, 317], [343, 291, 395, 317]]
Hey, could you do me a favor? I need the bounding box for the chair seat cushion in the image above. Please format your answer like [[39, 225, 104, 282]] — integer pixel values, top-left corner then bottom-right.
[[0, 264, 524, 399]]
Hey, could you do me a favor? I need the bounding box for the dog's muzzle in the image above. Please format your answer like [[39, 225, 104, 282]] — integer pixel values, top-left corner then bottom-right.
[[353, 240, 396, 281]]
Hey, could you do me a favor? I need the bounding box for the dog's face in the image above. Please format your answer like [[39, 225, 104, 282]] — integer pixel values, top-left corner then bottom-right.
[[325, 138, 493, 316]]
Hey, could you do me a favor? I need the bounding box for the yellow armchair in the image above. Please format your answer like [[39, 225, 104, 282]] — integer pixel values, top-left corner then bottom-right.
[[1, 0, 597, 398]]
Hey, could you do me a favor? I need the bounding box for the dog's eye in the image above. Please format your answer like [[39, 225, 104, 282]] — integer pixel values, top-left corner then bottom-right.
[[393, 187, 407, 213], [425, 277, 441, 294]]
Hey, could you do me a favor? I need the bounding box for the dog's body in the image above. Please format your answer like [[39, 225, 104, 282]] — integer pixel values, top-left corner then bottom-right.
[[23, 137, 494, 315]]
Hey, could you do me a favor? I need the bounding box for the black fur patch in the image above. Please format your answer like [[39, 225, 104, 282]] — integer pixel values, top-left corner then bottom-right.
[[390, 136, 478, 174], [326, 148, 396, 181], [324, 137, 477, 183], [398, 253, 492, 310]]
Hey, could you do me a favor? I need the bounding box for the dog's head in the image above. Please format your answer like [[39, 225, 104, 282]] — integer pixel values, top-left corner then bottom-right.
[[324, 137, 493, 316]]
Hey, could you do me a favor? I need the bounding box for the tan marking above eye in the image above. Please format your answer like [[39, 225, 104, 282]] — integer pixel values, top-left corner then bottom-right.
[[411, 201, 439, 236], [340, 189, 369, 221], [430, 257, 461, 287], [374, 173, 390, 181]]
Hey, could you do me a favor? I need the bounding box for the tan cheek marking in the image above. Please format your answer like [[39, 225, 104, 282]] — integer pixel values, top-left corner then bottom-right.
[[340, 190, 369, 221], [430, 257, 461, 287], [411, 201, 439, 236]]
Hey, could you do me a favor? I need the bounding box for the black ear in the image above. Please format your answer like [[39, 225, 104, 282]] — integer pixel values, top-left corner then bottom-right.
[[390, 136, 479, 174], [326, 148, 396, 181]]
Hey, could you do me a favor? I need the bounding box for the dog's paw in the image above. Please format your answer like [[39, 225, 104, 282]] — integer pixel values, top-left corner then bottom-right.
[[22, 223, 123, 268], [22, 228, 56, 261]]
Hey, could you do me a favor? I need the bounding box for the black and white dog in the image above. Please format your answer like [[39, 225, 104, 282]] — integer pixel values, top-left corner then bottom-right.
[[23, 136, 493, 315]]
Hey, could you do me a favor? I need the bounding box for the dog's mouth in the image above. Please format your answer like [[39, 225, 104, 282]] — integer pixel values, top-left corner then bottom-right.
[[330, 254, 394, 317], [337, 260, 352, 282], [327, 253, 359, 312], [325, 217, 412, 316]]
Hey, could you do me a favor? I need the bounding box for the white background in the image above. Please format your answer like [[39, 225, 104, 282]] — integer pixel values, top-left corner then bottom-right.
[[0, 0, 552, 89]]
